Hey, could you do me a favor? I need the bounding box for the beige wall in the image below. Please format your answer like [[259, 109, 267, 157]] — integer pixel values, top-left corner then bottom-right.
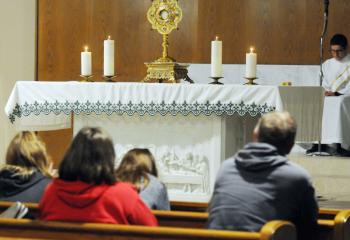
[[0, 0, 36, 163]]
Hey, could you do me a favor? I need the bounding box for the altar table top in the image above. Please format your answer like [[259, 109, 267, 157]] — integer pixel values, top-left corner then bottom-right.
[[5, 81, 284, 130]]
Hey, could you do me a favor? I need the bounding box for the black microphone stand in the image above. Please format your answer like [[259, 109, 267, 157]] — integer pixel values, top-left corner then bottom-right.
[[320, 0, 329, 87], [314, 0, 329, 156]]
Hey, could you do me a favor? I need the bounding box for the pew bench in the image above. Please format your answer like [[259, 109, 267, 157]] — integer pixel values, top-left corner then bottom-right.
[[0, 218, 296, 240], [0, 201, 348, 239]]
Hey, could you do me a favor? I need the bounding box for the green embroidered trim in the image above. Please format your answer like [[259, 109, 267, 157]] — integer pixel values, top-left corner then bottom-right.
[[8, 100, 275, 123]]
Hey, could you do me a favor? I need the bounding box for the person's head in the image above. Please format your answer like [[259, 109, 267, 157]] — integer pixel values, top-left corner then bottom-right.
[[137, 148, 158, 177], [253, 112, 297, 155], [5, 131, 52, 177], [115, 148, 158, 190], [59, 127, 116, 185], [330, 34, 348, 61]]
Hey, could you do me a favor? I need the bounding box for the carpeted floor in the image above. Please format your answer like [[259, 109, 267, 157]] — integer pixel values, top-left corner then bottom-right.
[[289, 153, 350, 206]]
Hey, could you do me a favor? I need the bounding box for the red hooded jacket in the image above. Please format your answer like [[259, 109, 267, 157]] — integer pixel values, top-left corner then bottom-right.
[[39, 179, 157, 226]]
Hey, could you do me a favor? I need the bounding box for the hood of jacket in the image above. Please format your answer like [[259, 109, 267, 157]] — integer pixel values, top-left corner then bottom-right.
[[53, 179, 109, 208], [0, 168, 46, 197], [234, 142, 288, 172]]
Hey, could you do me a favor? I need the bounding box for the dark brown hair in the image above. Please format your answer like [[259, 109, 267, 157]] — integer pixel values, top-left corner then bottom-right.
[[5, 131, 53, 178], [115, 148, 158, 190], [59, 127, 116, 185]]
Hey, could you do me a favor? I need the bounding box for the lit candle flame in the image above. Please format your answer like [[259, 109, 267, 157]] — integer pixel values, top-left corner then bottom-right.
[[84, 46, 89, 52], [250, 47, 254, 53], [215, 36, 219, 41], [108, 35, 111, 40]]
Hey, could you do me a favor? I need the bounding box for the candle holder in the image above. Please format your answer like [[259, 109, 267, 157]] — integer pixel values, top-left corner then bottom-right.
[[103, 75, 117, 82], [244, 77, 258, 85], [80, 75, 93, 82], [209, 77, 224, 85]]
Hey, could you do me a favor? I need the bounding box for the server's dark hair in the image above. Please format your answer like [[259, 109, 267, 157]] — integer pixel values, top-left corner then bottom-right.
[[330, 34, 348, 49]]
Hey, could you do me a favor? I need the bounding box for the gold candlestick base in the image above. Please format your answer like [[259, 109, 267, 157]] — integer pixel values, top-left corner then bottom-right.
[[244, 77, 258, 85], [144, 62, 193, 83], [209, 77, 224, 85], [80, 75, 93, 82], [104, 75, 117, 82]]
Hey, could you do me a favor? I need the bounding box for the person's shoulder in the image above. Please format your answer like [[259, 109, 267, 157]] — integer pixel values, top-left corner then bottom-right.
[[219, 157, 237, 172], [323, 57, 334, 67], [221, 156, 236, 167], [279, 161, 312, 183], [147, 174, 162, 186]]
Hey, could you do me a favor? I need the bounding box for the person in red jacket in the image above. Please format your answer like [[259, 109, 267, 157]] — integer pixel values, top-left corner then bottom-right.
[[39, 127, 157, 226]]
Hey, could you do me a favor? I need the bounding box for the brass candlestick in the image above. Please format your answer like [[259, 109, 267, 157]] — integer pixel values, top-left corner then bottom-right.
[[244, 77, 258, 85], [209, 77, 224, 85], [103, 75, 117, 82], [80, 75, 93, 82]]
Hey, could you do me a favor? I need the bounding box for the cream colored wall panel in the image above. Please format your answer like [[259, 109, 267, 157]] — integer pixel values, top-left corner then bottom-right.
[[0, 0, 36, 163]]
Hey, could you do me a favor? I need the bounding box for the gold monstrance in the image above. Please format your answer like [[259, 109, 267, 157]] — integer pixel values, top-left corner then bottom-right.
[[144, 0, 193, 83]]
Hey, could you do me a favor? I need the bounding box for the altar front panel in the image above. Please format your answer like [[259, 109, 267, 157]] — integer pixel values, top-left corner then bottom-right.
[[75, 114, 227, 202]]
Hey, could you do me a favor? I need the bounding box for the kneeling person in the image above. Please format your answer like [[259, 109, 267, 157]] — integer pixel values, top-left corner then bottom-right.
[[208, 112, 318, 240]]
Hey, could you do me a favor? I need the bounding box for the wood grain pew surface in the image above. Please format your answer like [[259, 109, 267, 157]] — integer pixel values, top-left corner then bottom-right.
[[0, 218, 296, 240], [0, 201, 349, 240]]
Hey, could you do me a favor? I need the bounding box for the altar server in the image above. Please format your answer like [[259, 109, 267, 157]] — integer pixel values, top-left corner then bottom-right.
[[323, 34, 350, 96], [307, 34, 350, 155]]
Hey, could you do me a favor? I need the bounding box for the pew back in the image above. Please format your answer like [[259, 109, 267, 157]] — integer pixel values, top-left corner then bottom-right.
[[0, 201, 348, 240], [0, 218, 296, 240]]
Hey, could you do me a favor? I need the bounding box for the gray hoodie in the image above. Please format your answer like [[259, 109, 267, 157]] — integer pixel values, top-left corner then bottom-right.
[[208, 142, 318, 240]]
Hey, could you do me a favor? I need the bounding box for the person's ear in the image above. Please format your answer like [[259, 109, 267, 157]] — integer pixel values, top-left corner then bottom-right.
[[252, 128, 259, 142]]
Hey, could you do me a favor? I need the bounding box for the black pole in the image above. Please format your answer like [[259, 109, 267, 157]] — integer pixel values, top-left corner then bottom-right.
[[320, 0, 329, 87], [315, 0, 329, 156]]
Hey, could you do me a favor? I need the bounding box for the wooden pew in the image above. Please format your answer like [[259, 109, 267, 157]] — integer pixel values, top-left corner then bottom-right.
[[170, 201, 208, 212], [170, 201, 344, 219], [0, 201, 343, 220], [0, 201, 348, 240], [0, 218, 296, 240]]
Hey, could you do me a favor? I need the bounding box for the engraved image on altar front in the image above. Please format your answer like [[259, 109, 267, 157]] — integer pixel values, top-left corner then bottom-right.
[[114, 146, 210, 196]]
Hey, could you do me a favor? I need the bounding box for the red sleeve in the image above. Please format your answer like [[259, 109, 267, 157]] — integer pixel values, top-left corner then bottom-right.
[[128, 198, 158, 226], [119, 183, 158, 226]]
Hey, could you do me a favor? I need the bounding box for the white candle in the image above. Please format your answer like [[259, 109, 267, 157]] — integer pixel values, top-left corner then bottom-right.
[[104, 36, 115, 76], [245, 47, 257, 78], [81, 46, 92, 76], [211, 36, 222, 77]]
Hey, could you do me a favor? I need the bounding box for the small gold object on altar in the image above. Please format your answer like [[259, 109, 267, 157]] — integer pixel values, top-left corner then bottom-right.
[[244, 77, 258, 85], [144, 0, 193, 83], [281, 81, 292, 86], [79, 75, 93, 82], [103, 75, 117, 82]]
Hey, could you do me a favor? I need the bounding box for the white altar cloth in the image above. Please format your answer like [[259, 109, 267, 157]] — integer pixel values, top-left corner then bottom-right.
[[5, 81, 283, 130], [322, 95, 350, 149]]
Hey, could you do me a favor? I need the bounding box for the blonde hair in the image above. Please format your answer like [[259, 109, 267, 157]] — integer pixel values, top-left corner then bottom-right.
[[5, 131, 53, 177], [254, 112, 297, 155], [116, 149, 158, 190]]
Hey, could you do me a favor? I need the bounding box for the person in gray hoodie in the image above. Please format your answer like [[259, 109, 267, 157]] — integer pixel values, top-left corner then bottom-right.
[[207, 112, 318, 240]]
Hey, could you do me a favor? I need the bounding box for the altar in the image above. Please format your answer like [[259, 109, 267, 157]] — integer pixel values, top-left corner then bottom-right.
[[5, 81, 323, 202]]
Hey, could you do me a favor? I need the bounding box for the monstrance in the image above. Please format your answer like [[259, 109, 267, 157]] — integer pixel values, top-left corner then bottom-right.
[[144, 0, 193, 83]]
